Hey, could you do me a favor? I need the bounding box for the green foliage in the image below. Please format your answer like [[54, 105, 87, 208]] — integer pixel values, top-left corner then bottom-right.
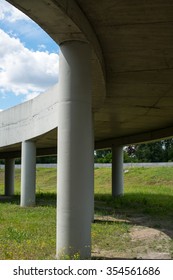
[[36, 156, 57, 164], [124, 150, 137, 163], [14, 156, 57, 165], [162, 139, 173, 161], [135, 142, 164, 162], [95, 138, 173, 163], [94, 149, 112, 163]]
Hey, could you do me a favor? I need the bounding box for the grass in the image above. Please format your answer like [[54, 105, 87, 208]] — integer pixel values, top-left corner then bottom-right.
[[0, 203, 56, 259], [0, 166, 173, 259]]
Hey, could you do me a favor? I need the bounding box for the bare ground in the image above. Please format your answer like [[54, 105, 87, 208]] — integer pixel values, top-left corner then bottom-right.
[[92, 213, 173, 260]]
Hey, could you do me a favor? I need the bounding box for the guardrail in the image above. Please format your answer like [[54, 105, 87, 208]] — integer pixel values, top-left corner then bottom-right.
[[1, 162, 173, 169]]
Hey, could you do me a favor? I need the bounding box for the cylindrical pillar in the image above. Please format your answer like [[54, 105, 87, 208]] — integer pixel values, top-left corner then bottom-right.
[[57, 41, 94, 259], [5, 158, 15, 196], [91, 115, 95, 223], [20, 141, 36, 207], [112, 145, 124, 197]]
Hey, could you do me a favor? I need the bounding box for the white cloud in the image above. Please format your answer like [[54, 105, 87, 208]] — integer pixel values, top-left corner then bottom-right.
[[24, 92, 40, 101], [0, 29, 59, 100], [0, 0, 29, 22], [0, 0, 59, 107]]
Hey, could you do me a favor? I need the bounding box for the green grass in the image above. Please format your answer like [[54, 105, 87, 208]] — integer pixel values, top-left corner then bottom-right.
[[0, 166, 173, 259], [95, 167, 173, 217], [0, 203, 56, 259], [92, 221, 131, 253]]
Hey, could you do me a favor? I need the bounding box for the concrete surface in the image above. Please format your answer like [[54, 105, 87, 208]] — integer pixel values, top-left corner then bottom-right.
[[1, 1, 173, 157]]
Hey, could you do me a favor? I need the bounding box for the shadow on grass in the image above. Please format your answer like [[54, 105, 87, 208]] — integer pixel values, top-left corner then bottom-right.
[[1, 191, 173, 221], [1, 192, 173, 259], [0, 193, 56, 207], [0, 195, 20, 204], [94, 193, 173, 239]]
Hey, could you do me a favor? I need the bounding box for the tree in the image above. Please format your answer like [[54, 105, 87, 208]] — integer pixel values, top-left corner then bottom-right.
[[94, 149, 112, 163], [135, 142, 164, 162], [124, 145, 137, 163], [161, 139, 173, 162], [125, 138, 173, 162]]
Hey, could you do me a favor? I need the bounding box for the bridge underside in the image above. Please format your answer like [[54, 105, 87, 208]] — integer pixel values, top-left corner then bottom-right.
[[1, 0, 173, 259]]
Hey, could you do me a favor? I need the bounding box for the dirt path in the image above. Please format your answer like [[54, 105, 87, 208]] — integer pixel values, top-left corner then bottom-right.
[[92, 214, 173, 260]]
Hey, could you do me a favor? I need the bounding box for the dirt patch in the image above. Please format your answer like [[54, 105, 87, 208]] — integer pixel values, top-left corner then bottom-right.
[[92, 215, 173, 260], [130, 226, 170, 241], [137, 251, 171, 259], [130, 226, 172, 259], [94, 214, 130, 223]]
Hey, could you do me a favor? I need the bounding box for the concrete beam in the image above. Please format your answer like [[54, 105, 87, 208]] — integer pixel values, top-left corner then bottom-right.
[[95, 126, 173, 149], [57, 41, 94, 259]]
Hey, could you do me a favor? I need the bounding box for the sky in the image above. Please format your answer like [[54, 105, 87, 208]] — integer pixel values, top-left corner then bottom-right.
[[0, 0, 59, 111]]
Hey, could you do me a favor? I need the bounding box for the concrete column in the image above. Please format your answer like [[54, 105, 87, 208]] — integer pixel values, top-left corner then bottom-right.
[[112, 145, 124, 197], [91, 115, 95, 222], [5, 158, 15, 196], [57, 41, 94, 259], [20, 141, 36, 207]]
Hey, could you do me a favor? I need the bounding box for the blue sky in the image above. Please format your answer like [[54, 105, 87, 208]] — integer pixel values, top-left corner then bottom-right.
[[0, 0, 59, 111]]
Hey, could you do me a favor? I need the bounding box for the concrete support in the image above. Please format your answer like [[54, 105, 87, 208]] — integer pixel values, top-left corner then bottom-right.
[[5, 158, 15, 196], [112, 145, 124, 197], [57, 41, 94, 259], [20, 141, 36, 207], [91, 116, 95, 223]]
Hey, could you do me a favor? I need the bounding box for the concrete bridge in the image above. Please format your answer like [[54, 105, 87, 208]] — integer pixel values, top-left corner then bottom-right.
[[1, 0, 173, 259]]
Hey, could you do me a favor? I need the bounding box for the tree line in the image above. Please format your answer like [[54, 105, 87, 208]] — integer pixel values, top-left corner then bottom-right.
[[95, 139, 173, 163], [1, 139, 173, 164], [0, 156, 57, 165]]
